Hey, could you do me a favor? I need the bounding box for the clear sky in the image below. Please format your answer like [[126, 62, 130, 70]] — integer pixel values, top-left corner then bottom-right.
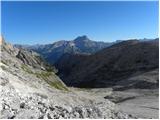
[[1, 1, 158, 44]]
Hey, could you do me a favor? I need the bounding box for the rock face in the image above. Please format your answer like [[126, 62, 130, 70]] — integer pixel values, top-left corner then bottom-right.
[[15, 35, 112, 64], [56, 39, 159, 88], [0, 37, 131, 119]]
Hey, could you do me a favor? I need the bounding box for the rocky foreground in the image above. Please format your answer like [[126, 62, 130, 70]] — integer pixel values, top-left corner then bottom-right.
[[0, 37, 132, 119]]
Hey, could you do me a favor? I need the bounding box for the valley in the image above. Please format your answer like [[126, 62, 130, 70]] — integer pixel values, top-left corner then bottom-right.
[[0, 36, 159, 119], [1, 1, 158, 119]]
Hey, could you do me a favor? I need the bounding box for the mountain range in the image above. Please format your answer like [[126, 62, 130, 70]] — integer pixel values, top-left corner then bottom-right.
[[15, 35, 114, 64], [15, 36, 156, 66]]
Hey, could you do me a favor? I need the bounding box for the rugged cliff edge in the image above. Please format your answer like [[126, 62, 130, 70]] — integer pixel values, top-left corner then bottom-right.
[[0, 37, 131, 119]]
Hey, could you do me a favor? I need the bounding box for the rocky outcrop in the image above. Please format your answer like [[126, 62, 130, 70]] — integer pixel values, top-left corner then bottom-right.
[[16, 50, 43, 68]]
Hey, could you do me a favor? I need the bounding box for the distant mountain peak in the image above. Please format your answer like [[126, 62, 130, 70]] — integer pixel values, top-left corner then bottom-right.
[[74, 35, 90, 42]]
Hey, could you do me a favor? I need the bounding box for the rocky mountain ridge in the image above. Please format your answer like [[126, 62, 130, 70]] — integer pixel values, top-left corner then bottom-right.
[[15, 35, 113, 64], [15, 36, 157, 66]]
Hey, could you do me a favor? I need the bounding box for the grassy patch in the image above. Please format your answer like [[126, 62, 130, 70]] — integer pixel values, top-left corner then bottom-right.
[[48, 80, 68, 91], [36, 72, 68, 91], [35, 71, 52, 80], [21, 64, 68, 91], [21, 64, 33, 74]]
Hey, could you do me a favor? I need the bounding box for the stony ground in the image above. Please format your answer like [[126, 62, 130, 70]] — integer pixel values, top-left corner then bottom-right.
[[116, 89, 159, 119], [72, 88, 159, 119], [0, 63, 133, 119]]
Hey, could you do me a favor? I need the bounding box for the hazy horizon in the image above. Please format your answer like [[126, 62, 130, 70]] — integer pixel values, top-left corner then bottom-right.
[[4, 35, 158, 46], [2, 1, 158, 44]]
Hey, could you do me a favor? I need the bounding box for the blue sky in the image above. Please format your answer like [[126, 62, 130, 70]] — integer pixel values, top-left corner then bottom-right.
[[1, 1, 158, 44]]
